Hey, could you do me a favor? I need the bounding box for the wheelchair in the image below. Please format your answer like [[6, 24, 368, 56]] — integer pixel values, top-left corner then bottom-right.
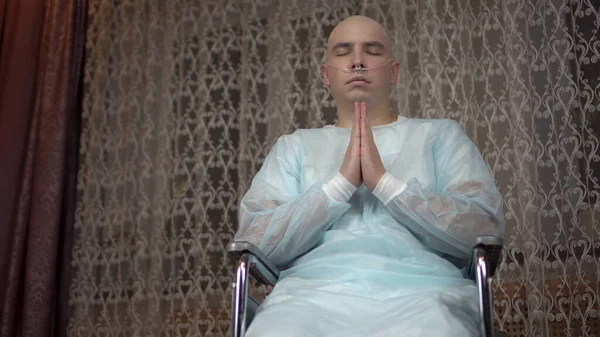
[[227, 235, 503, 337]]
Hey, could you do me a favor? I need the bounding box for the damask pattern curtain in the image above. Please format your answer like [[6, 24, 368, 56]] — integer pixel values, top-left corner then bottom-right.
[[68, 0, 600, 336]]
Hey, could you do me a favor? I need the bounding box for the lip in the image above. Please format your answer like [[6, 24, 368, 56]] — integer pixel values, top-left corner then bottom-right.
[[347, 76, 370, 84]]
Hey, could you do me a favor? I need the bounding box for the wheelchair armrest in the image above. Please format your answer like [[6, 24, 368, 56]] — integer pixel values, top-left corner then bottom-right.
[[227, 241, 280, 286], [467, 235, 503, 281]]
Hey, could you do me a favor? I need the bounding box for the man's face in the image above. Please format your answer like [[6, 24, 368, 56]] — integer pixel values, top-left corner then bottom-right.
[[322, 17, 399, 105]]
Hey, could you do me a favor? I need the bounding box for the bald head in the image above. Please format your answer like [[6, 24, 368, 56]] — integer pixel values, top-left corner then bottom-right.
[[327, 16, 393, 58], [321, 15, 400, 124]]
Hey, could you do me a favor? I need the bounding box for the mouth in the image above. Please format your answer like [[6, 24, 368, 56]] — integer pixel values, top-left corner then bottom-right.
[[347, 76, 370, 84]]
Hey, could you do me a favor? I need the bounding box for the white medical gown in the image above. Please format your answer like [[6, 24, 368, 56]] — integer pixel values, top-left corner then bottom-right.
[[235, 117, 504, 337]]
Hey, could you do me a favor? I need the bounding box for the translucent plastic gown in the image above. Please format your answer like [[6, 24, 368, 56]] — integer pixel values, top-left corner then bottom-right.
[[235, 117, 505, 337]]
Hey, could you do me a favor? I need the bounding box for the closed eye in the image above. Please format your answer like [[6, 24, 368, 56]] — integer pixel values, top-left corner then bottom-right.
[[366, 47, 384, 55]]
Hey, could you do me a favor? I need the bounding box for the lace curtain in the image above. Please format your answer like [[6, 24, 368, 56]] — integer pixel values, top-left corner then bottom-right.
[[68, 0, 600, 336]]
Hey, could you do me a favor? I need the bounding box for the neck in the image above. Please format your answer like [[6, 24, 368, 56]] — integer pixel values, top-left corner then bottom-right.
[[335, 100, 396, 128]]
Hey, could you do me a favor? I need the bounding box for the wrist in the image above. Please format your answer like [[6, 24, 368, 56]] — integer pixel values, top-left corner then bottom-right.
[[323, 172, 358, 202], [367, 169, 386, 190], [373, 172, 408, 204]]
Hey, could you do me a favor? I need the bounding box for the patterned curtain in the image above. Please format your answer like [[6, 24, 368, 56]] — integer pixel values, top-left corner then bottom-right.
[[68, 0, 600, 336]]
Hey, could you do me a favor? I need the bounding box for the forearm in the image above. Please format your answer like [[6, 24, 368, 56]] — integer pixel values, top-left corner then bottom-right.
[[236, 176, 354, 267], [374, 172, 504, 258]]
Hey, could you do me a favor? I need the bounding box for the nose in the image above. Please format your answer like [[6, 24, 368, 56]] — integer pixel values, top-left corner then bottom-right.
[[352, 59, 365, 71], [350, 46, 365, 70]]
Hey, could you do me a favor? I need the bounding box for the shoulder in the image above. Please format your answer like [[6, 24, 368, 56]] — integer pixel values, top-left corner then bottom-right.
[[291, 127, 330, 138], [269, 128, 324, 155], [274, 127, 331, 146], [274, 128, 311, 145], [400, 117, 460, 129], [389, 117, 464, 138], [265, 128, 331, 170], [406, 117, 466, 136]]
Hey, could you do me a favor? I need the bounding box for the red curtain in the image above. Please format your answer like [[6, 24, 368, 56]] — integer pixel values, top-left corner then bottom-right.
[[0, 1, 87, 336]]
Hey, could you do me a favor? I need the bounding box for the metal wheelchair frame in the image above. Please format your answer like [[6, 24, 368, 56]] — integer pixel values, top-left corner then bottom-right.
[[227, 235, 503, 337]]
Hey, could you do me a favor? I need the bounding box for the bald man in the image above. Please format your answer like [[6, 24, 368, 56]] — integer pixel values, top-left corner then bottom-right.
[[235, 16, 504, 337]]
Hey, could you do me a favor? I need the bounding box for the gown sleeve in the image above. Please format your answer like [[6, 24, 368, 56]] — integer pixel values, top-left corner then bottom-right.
[[374, 120, 505, 259], [234, 134, 351, 267]]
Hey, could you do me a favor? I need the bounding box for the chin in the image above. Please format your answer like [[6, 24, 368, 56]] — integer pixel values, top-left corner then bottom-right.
[[346, 93, 371, 103]]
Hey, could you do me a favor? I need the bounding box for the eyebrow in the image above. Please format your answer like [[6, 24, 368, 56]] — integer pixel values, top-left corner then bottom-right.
[[331, 41, 386, 51]]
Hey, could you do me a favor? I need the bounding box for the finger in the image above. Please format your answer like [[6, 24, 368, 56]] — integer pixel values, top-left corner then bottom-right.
[[362, 102, 375, 146], [356, 102, 362, 148], [353, 102, 360, 136], [354, 102, 359, 124], [349, 102, 360, 151], [360, 102, 367, 138]]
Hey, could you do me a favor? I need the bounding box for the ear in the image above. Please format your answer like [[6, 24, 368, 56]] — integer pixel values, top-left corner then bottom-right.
[[321, 64, 330, 86], [390, 60, 400, 84]]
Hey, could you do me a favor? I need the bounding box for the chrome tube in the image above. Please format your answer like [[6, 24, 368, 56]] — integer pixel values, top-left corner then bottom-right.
[[231, 254, 250, 337], [474, 247, 493, 337]]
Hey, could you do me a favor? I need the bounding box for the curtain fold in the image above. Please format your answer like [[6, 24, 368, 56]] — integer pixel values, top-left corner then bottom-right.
[[0, 1, 87, 337]]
